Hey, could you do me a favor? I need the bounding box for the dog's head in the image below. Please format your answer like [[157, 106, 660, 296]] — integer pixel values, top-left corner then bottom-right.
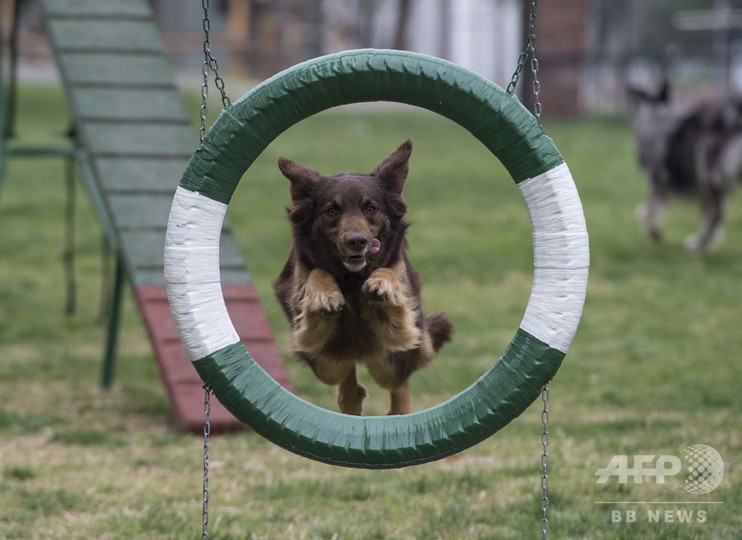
[[278, 139, 412, 275], [627, 79, 671, 107]]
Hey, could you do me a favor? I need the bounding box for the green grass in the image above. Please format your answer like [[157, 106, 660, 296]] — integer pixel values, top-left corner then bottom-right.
[[1, 85, 740, 539]]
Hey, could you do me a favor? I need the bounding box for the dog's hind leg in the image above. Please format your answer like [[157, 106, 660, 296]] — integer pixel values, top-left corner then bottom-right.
[[686, 191, 725, 255], [307, 358, 366, 415], [388, 379, 411, 415], [366, 349, 426, 415], [337, 365, 367, 415], [637, 187, 665, 242]]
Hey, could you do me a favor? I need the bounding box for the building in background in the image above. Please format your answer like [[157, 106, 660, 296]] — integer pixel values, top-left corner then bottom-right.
[[147, 0, 587, 115], [9, 0, 740, 115], [150, 0, 524, 87]]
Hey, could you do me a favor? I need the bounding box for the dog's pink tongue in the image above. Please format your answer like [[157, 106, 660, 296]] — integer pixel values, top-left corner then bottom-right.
[[368, 238, 381, 255]]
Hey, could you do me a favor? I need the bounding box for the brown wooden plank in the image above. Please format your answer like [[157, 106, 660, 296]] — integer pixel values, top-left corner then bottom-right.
[[134, 287, 181, 342], [135, 284, 294, 432], [223, 285, 279, 341], [170, 381, 244, 434], [155, 341, 202, 384]]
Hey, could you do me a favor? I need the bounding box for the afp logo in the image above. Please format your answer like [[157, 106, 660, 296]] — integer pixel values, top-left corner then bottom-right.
[[595, 444, 724, 494], [681, 444, 725, 495]]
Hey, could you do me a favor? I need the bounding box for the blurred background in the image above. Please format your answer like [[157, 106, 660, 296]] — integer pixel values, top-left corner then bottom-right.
[[7, 0, 742, 114]]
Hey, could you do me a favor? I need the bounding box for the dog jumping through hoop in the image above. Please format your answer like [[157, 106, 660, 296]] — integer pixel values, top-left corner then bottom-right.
[[272, 139, 454, 415]]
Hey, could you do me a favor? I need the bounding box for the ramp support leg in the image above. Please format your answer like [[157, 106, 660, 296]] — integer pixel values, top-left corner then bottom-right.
[[101, 254, 125, 389]]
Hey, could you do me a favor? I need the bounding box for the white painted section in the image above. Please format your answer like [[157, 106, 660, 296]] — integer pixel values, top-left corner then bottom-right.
[[164, 186, 240, 361], [518, 163, 590, 353]]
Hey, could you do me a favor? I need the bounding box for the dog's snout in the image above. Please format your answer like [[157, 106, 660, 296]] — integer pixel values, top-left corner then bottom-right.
[[345, 234, 368, 252]]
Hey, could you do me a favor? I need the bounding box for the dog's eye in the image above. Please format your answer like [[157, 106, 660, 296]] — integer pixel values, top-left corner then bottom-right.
[[365, 205, 376, 216], [326, 207, 339, 217]]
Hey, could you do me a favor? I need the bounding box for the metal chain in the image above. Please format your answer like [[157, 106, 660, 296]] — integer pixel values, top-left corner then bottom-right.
[[199, 44, 210, 144], [531, 50, 542, 129], [202, 385, 212, 539], [200, 0, 230, 146], [199, 2, 229, 537], [506, 0, 542, 128], [540, 381, 550, 539], [509, 24, 549, 536]]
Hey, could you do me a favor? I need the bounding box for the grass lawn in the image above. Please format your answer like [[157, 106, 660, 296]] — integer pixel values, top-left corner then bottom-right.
[[0, 84, 740, 539]]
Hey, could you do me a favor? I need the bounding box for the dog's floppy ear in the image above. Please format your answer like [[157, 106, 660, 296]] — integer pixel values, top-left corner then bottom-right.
[[278, 157, 320, 201], [370, 139, 412, 193]]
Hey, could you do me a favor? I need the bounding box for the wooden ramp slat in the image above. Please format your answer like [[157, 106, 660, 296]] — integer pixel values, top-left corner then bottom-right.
[[94, 157, 190, 192], [72, 88, 190, 121], [37, 0, 294, 432], [41, 0, 152, 17], [46, 20, 162, 53], [59, 54, 174, 86], [136, 285, 292, 433]]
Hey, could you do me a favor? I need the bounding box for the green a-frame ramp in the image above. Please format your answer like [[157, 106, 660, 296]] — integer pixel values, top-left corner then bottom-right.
[[1, 0, 293, 432]]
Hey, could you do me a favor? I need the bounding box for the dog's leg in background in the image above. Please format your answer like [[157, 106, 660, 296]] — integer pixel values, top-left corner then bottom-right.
[[686, 191, 725, 255], [687, 134, 742, 254], [637, 186, 665, 243]]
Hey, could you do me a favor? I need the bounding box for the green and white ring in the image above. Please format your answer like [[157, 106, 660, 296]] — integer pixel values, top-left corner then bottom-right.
[[164, 49, 589, 469]]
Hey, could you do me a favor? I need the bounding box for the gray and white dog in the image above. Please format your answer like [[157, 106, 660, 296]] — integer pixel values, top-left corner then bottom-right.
[[628, 81, 742, 254]]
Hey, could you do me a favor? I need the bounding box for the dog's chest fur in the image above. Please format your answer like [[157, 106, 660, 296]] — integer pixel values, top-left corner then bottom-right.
[[287, 256, 423, 365]]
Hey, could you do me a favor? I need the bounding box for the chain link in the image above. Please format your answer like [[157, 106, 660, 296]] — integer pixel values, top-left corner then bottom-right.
[[506, 0, 542, 128], [200, 0, 230, 145], [540, 381, 550, 538], [200, 3, 227, 537], [199, 49, 209, 144], [202, 385, 212, 539], [531, 55, 542, 128]]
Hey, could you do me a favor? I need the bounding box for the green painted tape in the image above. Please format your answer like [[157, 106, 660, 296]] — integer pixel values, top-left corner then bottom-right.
[[193, 328, 563, 469], [180, 49, 564, 204]]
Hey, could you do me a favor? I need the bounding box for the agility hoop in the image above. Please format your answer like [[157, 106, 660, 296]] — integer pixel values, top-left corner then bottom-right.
[[164, 49, 589, 469]]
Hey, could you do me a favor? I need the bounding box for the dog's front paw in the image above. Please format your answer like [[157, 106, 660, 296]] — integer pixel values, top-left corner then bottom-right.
[[304, 288, 345, 316], [362, 268, 404, 306], [302, 269, 345, 315]]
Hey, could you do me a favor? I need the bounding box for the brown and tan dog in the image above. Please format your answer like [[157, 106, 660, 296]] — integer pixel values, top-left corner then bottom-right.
[[273, 139, 453, 415]]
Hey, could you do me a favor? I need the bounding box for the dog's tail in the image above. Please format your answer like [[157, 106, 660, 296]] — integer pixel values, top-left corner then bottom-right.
[[425, 312, 454, 353]]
